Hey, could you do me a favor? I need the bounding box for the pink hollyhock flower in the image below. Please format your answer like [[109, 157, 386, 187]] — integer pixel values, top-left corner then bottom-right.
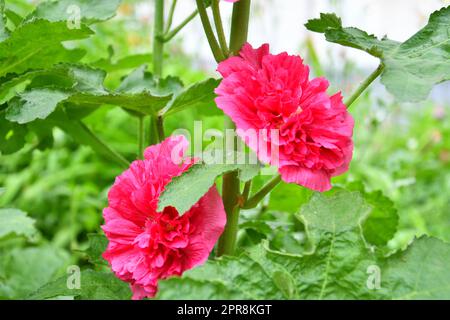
[[102, 136, 226, 300], [215, 43, 354, 192]]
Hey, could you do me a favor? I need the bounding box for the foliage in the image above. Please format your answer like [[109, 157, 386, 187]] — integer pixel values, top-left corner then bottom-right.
[[0, 0, 449, 301], [305, 7, 450, 102]]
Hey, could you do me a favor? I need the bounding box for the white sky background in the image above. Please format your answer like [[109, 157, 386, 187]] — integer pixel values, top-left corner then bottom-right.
[[140, 0, 448, 69], [134, 0, 449, 102]]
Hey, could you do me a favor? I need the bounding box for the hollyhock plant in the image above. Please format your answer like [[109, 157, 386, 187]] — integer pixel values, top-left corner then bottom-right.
[[215, 43, 354, 192], [102, 136, 226, 299]]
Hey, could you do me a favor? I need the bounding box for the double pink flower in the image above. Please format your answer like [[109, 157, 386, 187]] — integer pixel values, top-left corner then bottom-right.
[[215, 43, 354, 191], [102, 136, 226, 299]]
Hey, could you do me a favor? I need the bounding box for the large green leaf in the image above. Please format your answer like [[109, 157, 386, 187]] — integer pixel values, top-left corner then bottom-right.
[[26, 0, 122, 25], [290, 191, 377, 299], [29, 270, 132, 300], [268, 182, 313, 214], [158, 162, 260, 214], [158, 253, 285, 299], [382, 237, 450, 299], [6, 89, 71, 124], [0, 66, 79, 104], [161, 78, 220, 117], [157, 190, 450, 300], [362, 191, 398, 246], [0, 246, 68, 299], [305, 6, 450, 102], [4, 65, 173, 123], [92, 53, 153, 72], [84, 233, 108, 266], [0, 208, 36, 241], [0, 20, 92, 77], [117, 65, 183, 96]]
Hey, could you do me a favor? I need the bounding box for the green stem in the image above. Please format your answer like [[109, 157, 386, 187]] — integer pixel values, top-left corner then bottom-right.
[[156, 115, 165, 141], [138, 116, 145, 158], [149, 0, 165, 146], [345, 63, 384, 108], [153, 0, 164, 77], [195, 0, 225, 62], [165, 0, 177, 34], [242, 175, 281, 209], [242, 179, 252, 202], [217, 0, 251, 257], [163, 10, 198, 42], [148, 116, 160, 145], [211, 0, 229, 56], [217, 170, 241, 256], [228, 0, 251, 55]]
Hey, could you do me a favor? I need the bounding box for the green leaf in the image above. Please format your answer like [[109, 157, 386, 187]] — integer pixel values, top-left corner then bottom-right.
[[67, 92, 172, 115], [29, 269, 132, 300], [117, 65, 183, 96], [4, 65, 173, 123], [6, 89, 70, 124], [161, 78, 220, 117], [0, 20, 92, 77], [0, 246, 68, 299], [305, 13, 342, 33], [92, 53, 152, 72], [27, 0, 122, 25], [0, 66, 77, 104], [305, 6, 450, 102], [0, 208, 36, 241], [160, 191, 377, 300], [362, 191, 398, 246], [268, 182, 313, 214], [298, 191, 370, 239], [345, 182, 399, 246], [85, 233, 108, 266], [158, 254, 285, 299], [0, 111, 27, 154], [381, 237, 450, 299], [158, 162, 260, 214], [4, 9, 23, 28], [157, 190, 450, 300]]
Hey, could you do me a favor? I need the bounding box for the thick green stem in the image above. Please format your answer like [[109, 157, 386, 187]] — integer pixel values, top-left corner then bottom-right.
[[148, 116, 160, 145], [149, 0, 165, 146], [242, 175, 282, 209], [345, 63, 384, 108], [195, 0, 225, 62], [217, 170, 241, 256], [163, 9, 198, 42], [138, 116, 145, 158], [156, 115, 165, 141], [228, 0, 251, 55], [211, 0, 229, 56], [217, 0, 251, 257], [153, 0, 164, 77]]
